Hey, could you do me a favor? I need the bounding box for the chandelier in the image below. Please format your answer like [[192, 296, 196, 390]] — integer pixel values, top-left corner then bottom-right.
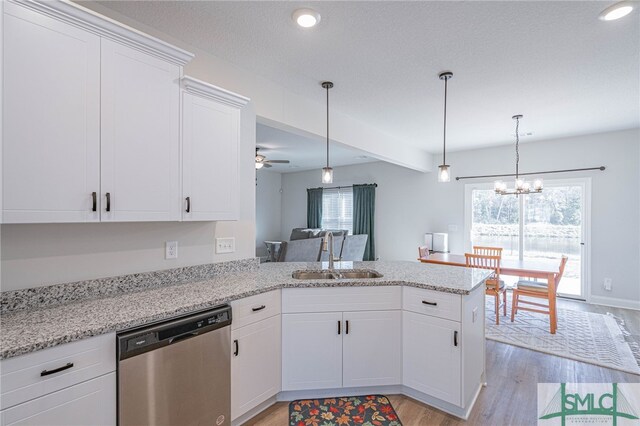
[[494, 115, 543, 195]]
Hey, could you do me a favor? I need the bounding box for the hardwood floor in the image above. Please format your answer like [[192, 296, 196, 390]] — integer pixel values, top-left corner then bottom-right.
[[245, 299, 640, 426]]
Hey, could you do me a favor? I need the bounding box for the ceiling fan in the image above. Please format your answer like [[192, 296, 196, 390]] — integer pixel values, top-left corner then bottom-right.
[[255, 147, 290, 169]]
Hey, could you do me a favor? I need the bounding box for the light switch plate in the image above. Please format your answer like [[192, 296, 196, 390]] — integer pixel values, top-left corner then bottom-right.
[[472, 307, 478, 323], [165, 241, 178, 259], [216, 237, 235, 254]]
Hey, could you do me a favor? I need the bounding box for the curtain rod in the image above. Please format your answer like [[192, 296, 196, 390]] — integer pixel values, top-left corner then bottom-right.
[[308, 183, 377, 190], [455, 166, 605, 181]]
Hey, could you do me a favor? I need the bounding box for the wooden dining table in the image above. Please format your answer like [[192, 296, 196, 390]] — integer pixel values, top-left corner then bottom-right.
[[419, 253, 562, 333]]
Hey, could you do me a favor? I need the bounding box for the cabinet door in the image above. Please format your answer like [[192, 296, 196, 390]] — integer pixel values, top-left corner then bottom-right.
[[282, 312, 343, 391], [101, 39, 180, 222], [0, 373, 115, 426], [342, 310, 402, 387], [182, 92, 239, 221], [2, 3, 100, 223], [231, 315, 281, 420], [403, 311, 461, 406]]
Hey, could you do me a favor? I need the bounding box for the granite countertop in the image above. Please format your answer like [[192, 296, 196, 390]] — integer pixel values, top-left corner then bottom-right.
[[0, 261, 489, 359]]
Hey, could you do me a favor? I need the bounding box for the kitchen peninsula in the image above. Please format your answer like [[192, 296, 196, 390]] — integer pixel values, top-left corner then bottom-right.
[[1, 260, 489, 425]]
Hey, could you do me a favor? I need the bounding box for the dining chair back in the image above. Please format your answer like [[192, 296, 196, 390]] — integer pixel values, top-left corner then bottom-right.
[[465, 253, 507, 325], [418, 246, 430, 259], [511, 255, 569, 334], [473, 246, 503, 257]]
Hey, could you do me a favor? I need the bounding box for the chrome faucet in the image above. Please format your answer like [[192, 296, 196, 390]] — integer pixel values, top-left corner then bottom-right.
[[322, 232, 341, 276]]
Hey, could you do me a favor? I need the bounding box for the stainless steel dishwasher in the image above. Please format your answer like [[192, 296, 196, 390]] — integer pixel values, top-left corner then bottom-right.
[[117, 305, 232, 426]]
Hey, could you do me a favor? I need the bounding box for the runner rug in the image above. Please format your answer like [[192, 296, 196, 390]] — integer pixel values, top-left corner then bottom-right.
[[289, 395, 402, 426], [485, 296, 640, 375]]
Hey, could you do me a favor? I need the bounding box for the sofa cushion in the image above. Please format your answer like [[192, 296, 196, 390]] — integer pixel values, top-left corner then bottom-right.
[[290, 228, 320, 241]]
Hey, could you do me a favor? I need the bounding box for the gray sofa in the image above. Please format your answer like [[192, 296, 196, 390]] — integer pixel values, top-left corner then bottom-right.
[[289, 228, 349, 241]]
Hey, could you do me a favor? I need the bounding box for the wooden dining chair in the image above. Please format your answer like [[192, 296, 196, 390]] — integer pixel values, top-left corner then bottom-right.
[[473, 246, 503, 257], [418, 246, 430, 259], [465, 253, 506, 325], [511, 256, 569, 334]]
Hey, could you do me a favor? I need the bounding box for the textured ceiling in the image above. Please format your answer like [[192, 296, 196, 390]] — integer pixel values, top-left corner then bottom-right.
[[256, 123, 377, 173], [92, 1, 639, 152]]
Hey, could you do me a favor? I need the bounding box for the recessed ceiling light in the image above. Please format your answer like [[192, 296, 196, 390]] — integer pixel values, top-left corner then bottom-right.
[[292, 8, 321, 28], [599, 1, 634, 21]]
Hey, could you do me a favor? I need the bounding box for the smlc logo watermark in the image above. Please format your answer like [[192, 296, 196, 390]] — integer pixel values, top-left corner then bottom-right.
[[538, 383, 640, 425]]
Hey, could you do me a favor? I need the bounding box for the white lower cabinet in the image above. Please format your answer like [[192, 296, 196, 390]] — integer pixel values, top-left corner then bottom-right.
[[0, 372, 115, 426], [282, 309, 402, 391], [231, 315, 282, 420], [403, 311, 461, 405], [342, 310, 402, 388], [282, 312, 343, 391]]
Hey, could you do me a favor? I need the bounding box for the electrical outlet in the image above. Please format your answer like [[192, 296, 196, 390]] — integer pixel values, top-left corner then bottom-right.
[[448, 224, 459, 233], [604, 278, 612, 291], [165, 241, 178, 259], [216, 237, 235, 254]]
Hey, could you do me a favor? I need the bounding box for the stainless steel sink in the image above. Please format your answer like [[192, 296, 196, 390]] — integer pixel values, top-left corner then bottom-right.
[[292, 269, 383, 279]]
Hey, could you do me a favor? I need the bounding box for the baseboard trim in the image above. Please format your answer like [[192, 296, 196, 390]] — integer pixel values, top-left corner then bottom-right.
[[590, 295, 640, 311], [232, 396, 278, 426]]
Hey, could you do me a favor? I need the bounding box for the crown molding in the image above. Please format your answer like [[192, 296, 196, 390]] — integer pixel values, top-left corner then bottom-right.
[[9, 0, 195, 66], [182, 76, 250, 108]]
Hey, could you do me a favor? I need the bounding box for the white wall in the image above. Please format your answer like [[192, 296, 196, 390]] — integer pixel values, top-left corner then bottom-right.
[[256, 171, 283, 257], [281, 129, 640, 305]]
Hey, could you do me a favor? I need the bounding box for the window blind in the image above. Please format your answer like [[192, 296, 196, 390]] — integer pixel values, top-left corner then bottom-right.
[[321, 187, 353, 234]]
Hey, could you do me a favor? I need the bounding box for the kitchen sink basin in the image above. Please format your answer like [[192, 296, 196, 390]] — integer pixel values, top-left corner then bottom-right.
[[292, 269, 383, 279]]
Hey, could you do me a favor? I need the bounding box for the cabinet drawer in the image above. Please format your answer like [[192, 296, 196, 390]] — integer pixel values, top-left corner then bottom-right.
[[230, 290, 281, 330], [0, 372, 116, 426], [0, 334, 115, 410], [282, 286, 401, 313], [402, 287, 461, 321]]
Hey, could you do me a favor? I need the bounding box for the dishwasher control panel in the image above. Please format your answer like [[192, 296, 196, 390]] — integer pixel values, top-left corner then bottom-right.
[[117, 305, 232, 360]]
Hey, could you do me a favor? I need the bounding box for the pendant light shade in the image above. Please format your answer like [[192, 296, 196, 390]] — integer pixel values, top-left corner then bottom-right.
[[321, 81, 334, 184], [321, 167, 333, 183], [438, 165, 451, 183], [438, 71, 453, 183]]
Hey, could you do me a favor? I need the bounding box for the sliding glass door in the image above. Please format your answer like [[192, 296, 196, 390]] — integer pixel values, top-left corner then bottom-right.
[[465, 178, 590, 300]]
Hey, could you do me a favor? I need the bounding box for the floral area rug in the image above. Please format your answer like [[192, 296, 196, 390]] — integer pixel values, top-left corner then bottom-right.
[[289, 395, 402, 426], [485, 295, 640, 375]]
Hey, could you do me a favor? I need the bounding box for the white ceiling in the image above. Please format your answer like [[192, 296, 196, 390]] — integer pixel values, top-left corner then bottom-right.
[[93, 1, 639, 153], [256, 123, 378, 173]]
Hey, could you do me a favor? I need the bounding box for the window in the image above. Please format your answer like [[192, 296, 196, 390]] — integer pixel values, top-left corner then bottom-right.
[[464, 178, 590, 299], [321, 188, 353, 234]]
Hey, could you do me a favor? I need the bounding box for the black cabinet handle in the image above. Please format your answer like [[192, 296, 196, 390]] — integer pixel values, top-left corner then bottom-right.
[[338, 320, 341, 335], [233, 339, 239, 356], [454, 330, 458, 347], [91, 192, 97, 212], [41, 362, 74, 377], [105, 192, 111, 212], [346, 320, 350, 335], [186, 197, 191, 213], [422, 300, 438, 306], [252, 305, 266, 312]]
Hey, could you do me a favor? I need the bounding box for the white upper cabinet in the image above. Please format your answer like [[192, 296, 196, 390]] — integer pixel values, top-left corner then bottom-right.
[[2, 2, 101, 223], [100, 39, 181, 222], [1, 0, 194, 224], [181, 77, 248, 221]]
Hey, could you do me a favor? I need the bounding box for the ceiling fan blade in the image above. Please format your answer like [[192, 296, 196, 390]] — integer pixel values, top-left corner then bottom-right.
[[265, 160, 290, 164], [262, 163, 272, 168]]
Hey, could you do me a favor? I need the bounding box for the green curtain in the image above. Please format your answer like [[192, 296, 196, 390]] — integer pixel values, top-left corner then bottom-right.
[[353, 184, 376, 261], [307, 188, 323, 228]]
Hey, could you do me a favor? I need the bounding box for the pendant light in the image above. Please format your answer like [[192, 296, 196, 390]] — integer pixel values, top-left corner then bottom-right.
[[494, 115, 543, 195], [321, 81, 334, 184], [438, 72, 453, 182]]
